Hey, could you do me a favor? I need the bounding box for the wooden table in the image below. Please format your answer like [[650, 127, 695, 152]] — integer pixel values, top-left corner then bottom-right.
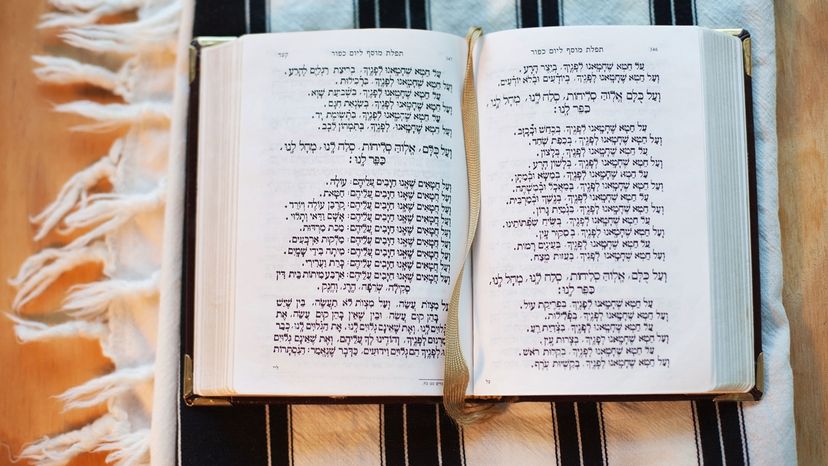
[[776, 1, 828, 463], [0, 1, 825, 464]]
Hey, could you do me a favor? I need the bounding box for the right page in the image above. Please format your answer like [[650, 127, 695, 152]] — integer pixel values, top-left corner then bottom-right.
[[472, 26, 714, 396]]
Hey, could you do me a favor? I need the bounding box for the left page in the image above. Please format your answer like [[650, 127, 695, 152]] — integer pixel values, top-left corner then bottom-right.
[[230, 30, 471, 397]]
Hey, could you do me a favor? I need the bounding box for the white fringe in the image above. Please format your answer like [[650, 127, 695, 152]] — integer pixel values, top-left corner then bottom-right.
[[40, 0, 145, 29], [6, 313, 107, 343], [30, 139, 124, 241], [96, 429, 150, 466], [64, 270, 160, 318], [33, 56, 138, 99], [59, 2, 181, 55], [58, 180, 165, 239], [50, 0, 138, 12], [58, 363, 154, 411], [14, 0, 182, 463], [18, 413, 118, 466], [9, 242, 109, 311], [41, 183, 164, 253], [55, 101, 171, 132]]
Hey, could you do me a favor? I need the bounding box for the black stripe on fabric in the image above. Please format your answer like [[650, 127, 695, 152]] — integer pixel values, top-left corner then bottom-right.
[[383, 404, 406, 466], [718, 403, 747, 466], [405, 404, 440, 466], [379, 0, 407, 28], [288, 405, 295, 466], [540, 0, 560, 26], [651, 0, 673, 25], [673, 0, 694, 25], [409, 0, 428, 29], [559, 0, 564, 25], [577, 402, 605, 466], [460, 423, 467, 466], [179, 405, 268, 466], [353, 0, 359, 28], [691, 401, 702, 466], [268, 405, 291, 466], [379, 405, 386, 466], [358, 0, 377, 28], [598, 403, 608, 466], [192, 0, 247, 36], [551, 403, 561, 466], [554, 402, 581, 466], [692, 0, 699, 27], [248, 0, 267, 33], [739, 404, 751, 466], [520, 0, 539, 27], [695, 401, 724, 466], [438, 404, 463, 466]]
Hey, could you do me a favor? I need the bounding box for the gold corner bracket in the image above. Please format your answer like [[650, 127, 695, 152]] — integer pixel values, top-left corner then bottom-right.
[[718, 29, 751, 77], [182, 354, 233, 407], [189, 36, 238, 82], [711, 352, 764, 402]]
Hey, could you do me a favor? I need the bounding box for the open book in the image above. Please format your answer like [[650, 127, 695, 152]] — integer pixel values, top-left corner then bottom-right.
[[183, 26, 761, 405]]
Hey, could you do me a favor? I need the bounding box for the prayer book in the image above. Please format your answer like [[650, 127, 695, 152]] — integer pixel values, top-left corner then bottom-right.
[[182, 26, 761, 407]]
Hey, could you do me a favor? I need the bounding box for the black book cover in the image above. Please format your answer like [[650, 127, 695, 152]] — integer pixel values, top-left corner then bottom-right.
[[180, 26, 762, 407]]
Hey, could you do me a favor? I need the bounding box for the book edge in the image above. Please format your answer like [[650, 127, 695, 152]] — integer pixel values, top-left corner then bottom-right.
[[181, 29, 762, 406]]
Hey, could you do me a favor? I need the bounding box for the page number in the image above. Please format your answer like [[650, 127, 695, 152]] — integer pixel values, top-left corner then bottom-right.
[[649, 47, 658, 52]]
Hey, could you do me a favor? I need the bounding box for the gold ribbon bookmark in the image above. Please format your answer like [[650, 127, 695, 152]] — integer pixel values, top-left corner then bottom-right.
[[442, 27, 508, 425]]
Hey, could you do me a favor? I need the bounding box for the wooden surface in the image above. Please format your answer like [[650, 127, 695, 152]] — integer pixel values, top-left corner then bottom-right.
[[0, 0, 825, 465], [776, 1, 828, 464], [0, 1, 114, 465]]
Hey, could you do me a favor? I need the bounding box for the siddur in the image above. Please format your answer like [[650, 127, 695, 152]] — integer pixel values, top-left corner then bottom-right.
[[183, 26, 761, 405]]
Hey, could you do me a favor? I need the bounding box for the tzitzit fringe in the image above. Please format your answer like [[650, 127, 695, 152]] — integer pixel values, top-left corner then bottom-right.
[[39, 0, 146, 29], [29, 138, 124, 240], [6, 313, 107, 343], [96, 428, 151, 466], [33, 57, 138, 99], [59, 2, 181, 55], [57, 363, 155, 411], [55, 101, 171, 132], [10, 0, 178, 463], [10, 242, 109, 311], [59, 181, 166, 236], [64, 270, 161, 318], [18, 414, 119, 466]]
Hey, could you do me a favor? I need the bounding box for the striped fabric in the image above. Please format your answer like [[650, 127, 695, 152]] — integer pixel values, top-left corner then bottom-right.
[[179, 1, 793, 464]]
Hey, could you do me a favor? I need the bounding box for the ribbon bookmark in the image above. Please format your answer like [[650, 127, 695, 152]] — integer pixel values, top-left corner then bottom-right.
[[442, 27, 507, 425]]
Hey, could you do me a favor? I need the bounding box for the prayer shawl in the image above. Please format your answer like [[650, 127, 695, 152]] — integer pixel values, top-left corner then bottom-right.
[[11, 0, 795, 465], [171, 1, 795, 465]]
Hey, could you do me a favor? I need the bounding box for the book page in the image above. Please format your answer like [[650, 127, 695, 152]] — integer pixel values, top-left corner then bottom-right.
[[230, 30, 471, 396], [472, 26, 713, 395]]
